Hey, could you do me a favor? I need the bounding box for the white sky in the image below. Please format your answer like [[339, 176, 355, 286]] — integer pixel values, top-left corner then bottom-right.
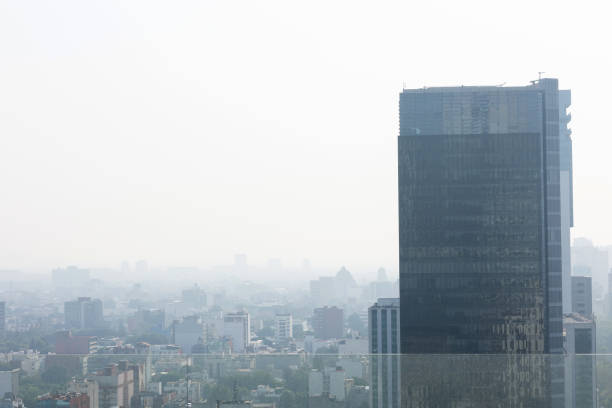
[[1, 0, 611, 275]]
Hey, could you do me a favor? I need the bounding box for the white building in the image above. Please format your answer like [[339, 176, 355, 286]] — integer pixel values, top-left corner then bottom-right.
[[274, 314, 292, 341], [369, 298, 400, 408], [223, 312, 250, 353]]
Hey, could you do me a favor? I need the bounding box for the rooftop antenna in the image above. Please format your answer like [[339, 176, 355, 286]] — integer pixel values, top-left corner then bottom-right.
[[538, 71, 545, 80]]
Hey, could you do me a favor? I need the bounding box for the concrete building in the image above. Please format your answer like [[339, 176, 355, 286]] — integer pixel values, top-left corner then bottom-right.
[[173, 315, 207, 354], [0, 370, 19, 398], [312, 307, 343, 340], [64, 298, 104, 329], [93, 362, 135, 408], [68, 379, 99, 408], [274, 314, 292, 341], [369, 298, 400, 408], [223, 312, 250, 353], [564, 314, 596, 408], [399, 79, 568, 406], [572, 276, 593, 317]]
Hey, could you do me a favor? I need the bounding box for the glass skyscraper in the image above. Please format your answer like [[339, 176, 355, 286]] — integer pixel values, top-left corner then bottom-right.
[[398, 79, 565, 406]]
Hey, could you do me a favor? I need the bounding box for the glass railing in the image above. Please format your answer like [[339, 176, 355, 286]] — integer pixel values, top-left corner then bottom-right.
[[5, 352, 606, 408]]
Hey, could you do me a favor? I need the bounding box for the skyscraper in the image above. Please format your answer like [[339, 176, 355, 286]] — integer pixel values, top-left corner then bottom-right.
[[398, 79, 566, 406]]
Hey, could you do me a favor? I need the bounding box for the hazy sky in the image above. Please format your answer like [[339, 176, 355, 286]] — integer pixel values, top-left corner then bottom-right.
[[1, 0, 611, 274]]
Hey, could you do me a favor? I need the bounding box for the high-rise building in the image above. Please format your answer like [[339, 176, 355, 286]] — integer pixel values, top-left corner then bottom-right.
[[312, 306, 343, 340], [369, 298, 400, 408], [571, 276, 593, 317], [564, 314, 596, 408], [274, 313, 293, 341], [64, 297, 104, 329], [398, 79, 567, 406], [223, 312, 250, 353]]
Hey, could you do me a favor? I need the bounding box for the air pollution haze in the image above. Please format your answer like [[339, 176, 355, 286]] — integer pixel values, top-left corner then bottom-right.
[[1, 0, 611, 277]]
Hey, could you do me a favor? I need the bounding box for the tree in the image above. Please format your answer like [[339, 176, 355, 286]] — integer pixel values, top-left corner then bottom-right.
[[347, 313, 365, 334]]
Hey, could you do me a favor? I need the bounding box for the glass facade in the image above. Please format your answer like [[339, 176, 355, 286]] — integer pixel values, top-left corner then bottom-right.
[[398, 80, 564, 407]]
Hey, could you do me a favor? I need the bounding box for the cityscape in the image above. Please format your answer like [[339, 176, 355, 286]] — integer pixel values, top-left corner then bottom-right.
[[2, 79, 612, 407], [2, 1, 612, 408]]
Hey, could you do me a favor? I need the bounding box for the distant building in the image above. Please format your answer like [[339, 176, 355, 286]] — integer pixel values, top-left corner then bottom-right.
[[0, 394, 24, 408], [55, 331, 97, 354], [369, 298, 400, 408], [181, 285, 207, 309], [274, 314, 293, 341], [310, 268, 360, 306], [93, 362, 136, 408], [0, 370, 19, 398], [130, 391, 173, 408], [573, 238, 609, 298], [64, 297, 104, 329], [52, 266, 90, 287], [223, 312, 250, 353], [308, 370, 324, 397], [572, 276, 593, 317], [128, 309, 164, 334], [312, 307, 343, 340], [564, 313, 596, 408], [173, 315, 207, 354], [0, 302, 5, 334], [35, 393, 89, 408], [45, 355, 88, 377], [67, 379, 99, 408], [328, 367, 346, 402]]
